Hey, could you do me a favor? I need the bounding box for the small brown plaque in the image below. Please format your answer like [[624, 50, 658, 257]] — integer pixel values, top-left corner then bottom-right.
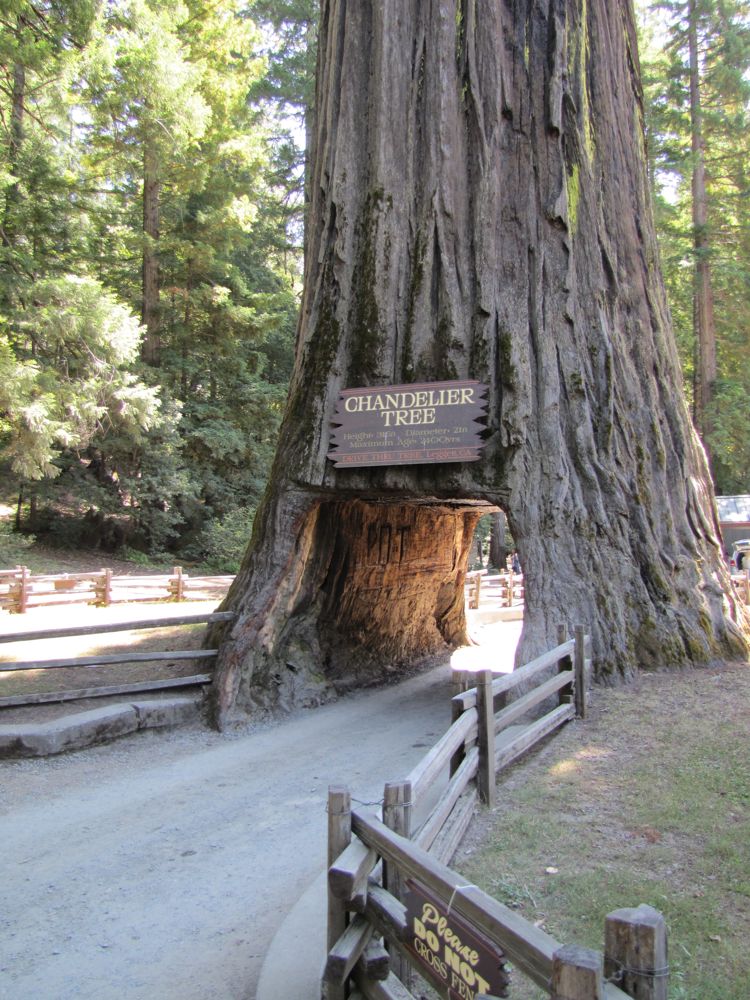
[[327, 380, 488, 468], [403, 879, 509, 1000]]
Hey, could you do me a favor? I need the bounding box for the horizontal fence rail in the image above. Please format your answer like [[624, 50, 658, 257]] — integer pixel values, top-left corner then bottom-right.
[[0, 611, 235, 708], [0, 566, 234, 614], [0, 611, 235, 644], [464, 570, 524, 610], [1, 649, 219, 672], [323, 625, 670, 1000]]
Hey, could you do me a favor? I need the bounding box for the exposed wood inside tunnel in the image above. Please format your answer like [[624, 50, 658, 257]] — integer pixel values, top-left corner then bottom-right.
[[209, 497, 488, 717], [313, 500, 483, 679]]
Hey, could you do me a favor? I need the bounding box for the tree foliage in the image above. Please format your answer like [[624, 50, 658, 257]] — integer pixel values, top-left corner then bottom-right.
[[0, 0, 303, 560], [639, 0, 750, 491]]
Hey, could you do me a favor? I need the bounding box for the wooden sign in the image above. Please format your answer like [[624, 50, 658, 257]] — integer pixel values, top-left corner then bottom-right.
[[403, 880, 509, 1000], [327, 380, 488, 468]]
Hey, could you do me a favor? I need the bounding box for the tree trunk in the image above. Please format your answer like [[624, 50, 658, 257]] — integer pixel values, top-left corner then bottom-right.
[[141, 141, 161, 366], [2, 56, 26, 254], [688, 1, 717, 458], [302, 12, 317, 268], [15, 485, 24, 532], [9, 61, 24, 160], [488, 511, 508, 571], [208, 0, 747, 726]]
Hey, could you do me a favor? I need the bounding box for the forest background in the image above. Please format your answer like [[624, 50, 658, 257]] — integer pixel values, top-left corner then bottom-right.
[[0, 0, 748, 571]]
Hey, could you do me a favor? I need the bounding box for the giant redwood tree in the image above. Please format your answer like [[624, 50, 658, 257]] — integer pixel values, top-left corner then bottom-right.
[[208, 0, 747, 725]]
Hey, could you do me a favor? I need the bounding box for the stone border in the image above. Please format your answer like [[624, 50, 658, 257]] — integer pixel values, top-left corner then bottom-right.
[[0, 696, 201, 757]]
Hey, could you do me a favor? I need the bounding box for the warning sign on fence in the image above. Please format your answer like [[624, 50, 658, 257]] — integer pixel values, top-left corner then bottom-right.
[[403, 879, 509, 999]]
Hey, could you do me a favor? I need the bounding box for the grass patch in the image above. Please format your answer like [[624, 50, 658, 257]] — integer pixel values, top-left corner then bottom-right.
[[454, 665, 750, 999]]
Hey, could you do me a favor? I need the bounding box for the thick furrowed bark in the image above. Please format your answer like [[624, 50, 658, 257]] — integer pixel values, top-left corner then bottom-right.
[[208, 0, 747, 726]]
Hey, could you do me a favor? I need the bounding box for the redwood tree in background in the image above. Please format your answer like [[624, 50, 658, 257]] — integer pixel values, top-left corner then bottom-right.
[[687, 0, 716, 460], [208, 0, 747, 726]]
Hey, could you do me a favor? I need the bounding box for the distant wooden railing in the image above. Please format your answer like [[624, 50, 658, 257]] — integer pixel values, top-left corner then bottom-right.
[[464, 570, 524, 610], [466, 568, 750, 614], [0, 566, 233, 614], [0, 611, 234, 707], [323, 626, 670, 1000]]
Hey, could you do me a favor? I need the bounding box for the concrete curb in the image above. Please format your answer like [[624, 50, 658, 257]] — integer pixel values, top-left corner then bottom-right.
[[0, 695, 201, 758], [256, 869, 327, 1000]]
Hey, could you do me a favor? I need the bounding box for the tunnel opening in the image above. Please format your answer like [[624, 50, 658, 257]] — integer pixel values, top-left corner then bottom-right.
[[274, 496, 500, 695]]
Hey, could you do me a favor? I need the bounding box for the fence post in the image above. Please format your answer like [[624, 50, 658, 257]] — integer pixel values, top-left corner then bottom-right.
[[8, 567, 20, 614], [12, 565, 30, 614], [573, 625, 587, 719], [476, 670, 496, 808], [450, 696, 466, 777], [94, 568, 112, 607], [383, 780, 412, 986], [326, 786, 352, 1000], [551, 945, 604, 999], [506, 570, 513, 607], [557, 624, 572, 707], [170, 566, 185, 602], [604, 905, 668, 1000]]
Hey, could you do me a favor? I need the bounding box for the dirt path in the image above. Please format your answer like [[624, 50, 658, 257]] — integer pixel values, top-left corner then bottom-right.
[[0, 624, 518, 1000]]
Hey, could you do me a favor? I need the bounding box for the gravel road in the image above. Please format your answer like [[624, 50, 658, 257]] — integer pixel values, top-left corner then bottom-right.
[[1, 609, 521, 1000], [1, 659, 465, 1000]]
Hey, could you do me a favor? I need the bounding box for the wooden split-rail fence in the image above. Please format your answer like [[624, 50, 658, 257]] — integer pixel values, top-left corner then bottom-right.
[[0, 565, 233, 614], [464, 570, 524, 611], [468, 568, 750, 610], [323, 626, 668, 1000], [5, 564, 748, 617], [0, 611, 235, 708]]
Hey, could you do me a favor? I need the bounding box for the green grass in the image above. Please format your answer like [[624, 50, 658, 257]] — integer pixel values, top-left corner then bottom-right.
[[455, 666, 750, 1000]]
